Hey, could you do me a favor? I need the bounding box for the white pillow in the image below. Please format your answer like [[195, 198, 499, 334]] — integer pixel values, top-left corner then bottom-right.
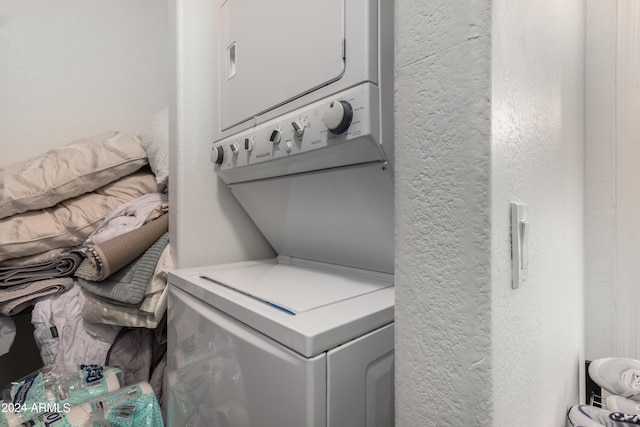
[[137, 108, 169, 186], [0, 131, 148, 220], [0, 168, 163, 262]]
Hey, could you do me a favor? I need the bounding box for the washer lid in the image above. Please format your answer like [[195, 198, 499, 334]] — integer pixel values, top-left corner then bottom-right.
[[169, 258, 394, 357], [200, 261, 391, 315]]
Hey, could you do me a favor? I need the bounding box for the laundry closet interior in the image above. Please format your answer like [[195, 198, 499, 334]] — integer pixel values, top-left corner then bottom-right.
[[1, 0, 630, 426], [1, 0, 395, 426]]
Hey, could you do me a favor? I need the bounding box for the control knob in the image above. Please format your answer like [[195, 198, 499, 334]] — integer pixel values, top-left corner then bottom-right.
[[323, 100, 353, 135], [230, 142, 240, 156], [292, 120, 305, 137], [269, 129, 282, 144], [285, 141, 293, 153], [210, 145, 224, 165]]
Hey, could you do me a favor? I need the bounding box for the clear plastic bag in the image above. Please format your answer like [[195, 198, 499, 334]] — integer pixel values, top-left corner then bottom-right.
[[0, 364, 123, 426], [20, 382, 163, 427], [0, 316, 16, 357]]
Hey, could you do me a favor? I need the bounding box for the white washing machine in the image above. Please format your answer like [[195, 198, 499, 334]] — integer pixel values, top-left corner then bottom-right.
[[168, 257, 394, 427], [167, 0, 394, 425]]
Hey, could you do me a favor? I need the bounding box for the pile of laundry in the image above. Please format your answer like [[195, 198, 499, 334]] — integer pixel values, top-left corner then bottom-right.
[[568, 357, 640, 426], [0, 120, 171, 422]]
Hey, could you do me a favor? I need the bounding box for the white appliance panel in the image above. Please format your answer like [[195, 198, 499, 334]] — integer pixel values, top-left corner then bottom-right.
[[200, 262, 391, 314], [213, 0, 382, 141], [167, 285, 327, 427], [327, 324, 394, 427], [213, 83, 388, 183], [229, 162, 394, 273], [169, 259, 395, 358], [218, 0, 345, 130]]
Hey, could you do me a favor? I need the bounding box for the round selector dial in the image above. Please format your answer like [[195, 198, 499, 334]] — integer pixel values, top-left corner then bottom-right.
[[210, 145, 224, 165], [323, 100, 353, 135]]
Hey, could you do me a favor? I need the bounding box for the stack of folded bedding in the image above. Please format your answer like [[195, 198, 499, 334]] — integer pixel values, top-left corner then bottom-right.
[[0, 131, 164, 315], [76, 212, 172, 329], [0, 124, 171, 421], [0, 249, 80, 315], [71, 108, 173, 329], [29, 193, 171, 375]]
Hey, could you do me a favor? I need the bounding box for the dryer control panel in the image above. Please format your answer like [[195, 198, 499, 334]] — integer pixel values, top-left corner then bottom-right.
[[211, 83, 384, 184]]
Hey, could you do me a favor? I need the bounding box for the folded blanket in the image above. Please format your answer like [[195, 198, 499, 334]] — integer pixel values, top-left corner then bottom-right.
[[78, 232, 169, 306], [0, 251, 82, 286], [0, 277, 74, 315], [82, 287, 168, 329], [75, 214, 169, 281], [81, 245, 171, 329], [0, 247, 72, 267]]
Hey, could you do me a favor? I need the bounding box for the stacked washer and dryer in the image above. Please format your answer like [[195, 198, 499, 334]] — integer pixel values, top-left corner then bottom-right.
[[167, 0, 395, 426]]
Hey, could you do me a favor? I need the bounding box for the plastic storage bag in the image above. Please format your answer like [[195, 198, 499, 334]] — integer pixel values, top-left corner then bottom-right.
[[0, 316, 16, 357], [0, 364, 123, 426]]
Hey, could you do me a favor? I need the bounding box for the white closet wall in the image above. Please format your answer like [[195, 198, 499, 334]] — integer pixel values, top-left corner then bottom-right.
[[614, 0, 640, 359], [0, 0, 169, 165], [586, 0, 640, 361]]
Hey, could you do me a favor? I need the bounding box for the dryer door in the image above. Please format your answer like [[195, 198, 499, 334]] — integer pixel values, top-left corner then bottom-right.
[[218, 0, 345, 130]]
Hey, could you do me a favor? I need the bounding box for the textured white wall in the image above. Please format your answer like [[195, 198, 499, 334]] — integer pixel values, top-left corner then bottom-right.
[[492, 0, 585, 425], [394, 0, 493, 425], [0, 0, 169, 165], [396, 0, 586, 424], [585, 0, 617, 361], [168, 0, 274, 268]]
